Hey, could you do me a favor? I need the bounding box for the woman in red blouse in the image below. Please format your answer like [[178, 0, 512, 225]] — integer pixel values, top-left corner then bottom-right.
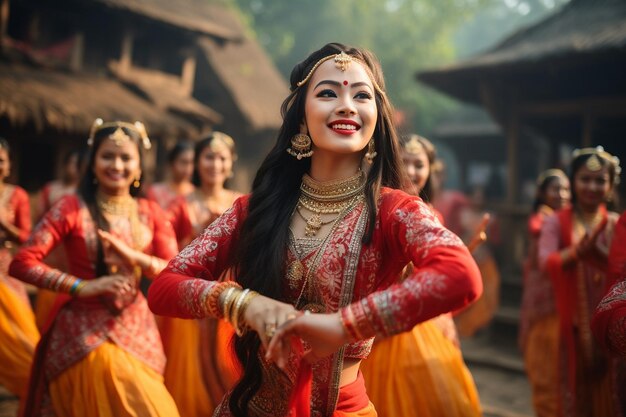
[[592, 211, 626, 357], [162, 132, 242, 417], [146, 141, 195, 210], [0, 138, 38, 399], [538, 147, 622, 417], [149, 43, 482, 417], [9, 120, 180, 417]]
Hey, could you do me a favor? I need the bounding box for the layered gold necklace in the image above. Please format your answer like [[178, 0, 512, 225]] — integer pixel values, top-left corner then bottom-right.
[[96, 192, 145, 250], [296, 170, 366, 237]]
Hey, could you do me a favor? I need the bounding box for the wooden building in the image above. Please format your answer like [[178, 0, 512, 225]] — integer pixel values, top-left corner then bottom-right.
[[0, 0, 288, 191]]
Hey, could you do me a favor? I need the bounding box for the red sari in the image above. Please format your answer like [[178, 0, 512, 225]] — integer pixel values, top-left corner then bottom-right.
[[9, 195, 180, 417], [539, 205, 623, 417], [0, 184, 37, 398], [149, 188, 482, 417], [592, 211, 626, 357]]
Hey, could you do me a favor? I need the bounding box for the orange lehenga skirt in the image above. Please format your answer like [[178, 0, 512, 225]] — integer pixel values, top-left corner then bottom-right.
[[361, 317, 481, 417], [0, 277, 39, 398], [48, 341, 180, 417], [159, 316, 240, 417]]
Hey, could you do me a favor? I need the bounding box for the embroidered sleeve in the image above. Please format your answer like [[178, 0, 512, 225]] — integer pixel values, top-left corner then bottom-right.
[[147, 196, 245, 319], [9, 195, 80, 292], [592, 280, 626, 357], [538, 213, 562, 270], [343, 193, 482, 338], [13, 187, 32, 243]]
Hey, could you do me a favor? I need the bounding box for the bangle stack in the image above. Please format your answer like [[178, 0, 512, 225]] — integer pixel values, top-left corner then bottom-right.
[[206, 281, 241, 318], [220, 287, 260, 336], [340, 306, 363, 342], [69, 278, 88, 296]]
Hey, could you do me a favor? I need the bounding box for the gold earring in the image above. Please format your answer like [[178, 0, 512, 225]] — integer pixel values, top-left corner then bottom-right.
[[133, 177, 141, 188], [287, 133, 314, 160], [364, 139, 377, 164]]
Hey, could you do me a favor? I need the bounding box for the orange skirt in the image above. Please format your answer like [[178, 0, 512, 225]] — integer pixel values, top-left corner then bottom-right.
[[0, 280, 39, 397], [160, 317, 239, 417], [48, 341, 180, 417], [523, 314, 559, 417], [34, 289, 58, 331], [361, 319, 481, 417]]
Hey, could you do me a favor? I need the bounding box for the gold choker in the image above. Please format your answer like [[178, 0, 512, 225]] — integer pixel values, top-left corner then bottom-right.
[[96, 193, 136, 216], [297, 171, 365, 237]]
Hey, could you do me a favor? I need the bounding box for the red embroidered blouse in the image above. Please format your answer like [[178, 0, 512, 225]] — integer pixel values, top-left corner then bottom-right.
[[9, 195, 178, 378]]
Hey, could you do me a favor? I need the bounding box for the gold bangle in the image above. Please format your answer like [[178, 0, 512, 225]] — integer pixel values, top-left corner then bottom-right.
[[230, 289, 250, 333], [74, 280, 89, 296], [235, 290, 259, 336], [221, 287, 239, 320]]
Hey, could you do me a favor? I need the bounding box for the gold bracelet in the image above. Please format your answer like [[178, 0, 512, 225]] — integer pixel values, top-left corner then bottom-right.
[[235, 290, 259, 336], [73, 280, 89, 296], [230, 289, 250, 334], [222, 287, 240, 321]]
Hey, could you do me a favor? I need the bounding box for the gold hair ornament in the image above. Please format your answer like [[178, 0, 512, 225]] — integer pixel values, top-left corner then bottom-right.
[[295, 52, 384, 95], [572, 146, 621, 180], [536, 168, 568, 186], [87, 118, 152, 150], [208, 131, 238, 161], [403, 135, 425, 155]]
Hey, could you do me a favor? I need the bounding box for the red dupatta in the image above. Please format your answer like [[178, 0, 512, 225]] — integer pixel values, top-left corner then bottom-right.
[[546, 205, 608, 407]]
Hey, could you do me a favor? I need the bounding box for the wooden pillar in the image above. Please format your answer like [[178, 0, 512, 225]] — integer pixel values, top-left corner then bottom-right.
[[70, 32, 84, 71], [582, 113, 593, 146], [181, 54, 196, 96], [0, 0, 9, 54], [506, 108, 519, 205], [119, 31, 133, 75]]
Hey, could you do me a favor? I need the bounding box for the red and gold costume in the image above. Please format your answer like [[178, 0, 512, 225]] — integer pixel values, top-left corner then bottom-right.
[[539, 205, 623, 417], [34, 180, 76, 330], [0, 184, 38, 398], [360, 206, 481, 417], [147, 183, 185, 211], [592, 211, 626, 357], [149, 188, 482, 416], [519, 205, 560, 417], [159, 190, 242, 417], [9, 195, 180, 417]]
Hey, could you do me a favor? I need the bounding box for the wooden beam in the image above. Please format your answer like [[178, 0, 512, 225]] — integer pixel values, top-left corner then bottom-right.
[[181, 54, 196, 96], [119, 31, 133, 75], [506, 103, 520, 205], [519, 97, 626, 117], [70, 32, 84, 72], [0, 0, 9, 54], [479, 81, 505, 126], [582, 113, 594, 146]]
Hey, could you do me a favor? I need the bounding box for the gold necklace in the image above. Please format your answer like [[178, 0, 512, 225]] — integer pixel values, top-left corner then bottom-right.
[[297, 171, 365, 237], [96, 192, 144, 250]]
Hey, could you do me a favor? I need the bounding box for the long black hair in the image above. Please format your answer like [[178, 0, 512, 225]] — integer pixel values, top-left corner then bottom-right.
[[227, 42, 407, 415]]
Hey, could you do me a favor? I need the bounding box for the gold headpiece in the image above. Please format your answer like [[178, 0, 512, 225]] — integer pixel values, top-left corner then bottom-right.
[[403, 135, 426, 155], [208, 131, 237, 160], [536, 168, 567, 186], [295, 51, 384, 95], [87, 118, 152, 150], [572, 146, 621, 179]]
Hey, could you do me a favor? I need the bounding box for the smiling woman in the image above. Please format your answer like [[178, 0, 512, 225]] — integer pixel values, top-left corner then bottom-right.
[[9, 120, 181, 417], [148, 43, 482, 417]]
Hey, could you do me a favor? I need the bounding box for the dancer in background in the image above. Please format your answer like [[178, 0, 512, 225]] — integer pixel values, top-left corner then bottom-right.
[[149, 43, 482, 417], [147, 141, 195, 210], [519, 169, 570, 417], [0, 137, 37, 399], [360, 134, 481, 417], [10, 120, 180, 417], [592, 210, 626, 359], [539, 146, 622, 417], [34, 148, 85, 330], [163, 132, 242, 416]]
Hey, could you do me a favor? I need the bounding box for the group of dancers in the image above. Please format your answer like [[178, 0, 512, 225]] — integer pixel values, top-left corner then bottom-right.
[[0, 42, 624, 417]]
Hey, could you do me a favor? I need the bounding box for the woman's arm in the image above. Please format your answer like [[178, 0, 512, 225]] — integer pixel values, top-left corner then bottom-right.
[[0, 187, 31, 243], [147, 196, 245, 319]]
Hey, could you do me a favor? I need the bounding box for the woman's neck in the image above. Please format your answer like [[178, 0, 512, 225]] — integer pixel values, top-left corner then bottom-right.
[[576, 202, 601, 217], [97, 187, 130, 198], [309, 152, 362, 182], [168, 179, 193, 194], [199, 182, 224, 199]]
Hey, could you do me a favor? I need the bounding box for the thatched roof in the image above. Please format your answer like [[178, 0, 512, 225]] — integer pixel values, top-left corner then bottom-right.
[[0, 61, 213, 137], [197, 5, 288, 131], [87, 0, 241, 40], [418, 0, 626, 103]]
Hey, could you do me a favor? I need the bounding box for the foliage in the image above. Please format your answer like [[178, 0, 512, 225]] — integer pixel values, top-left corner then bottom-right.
[[224, 0, 569, 134]]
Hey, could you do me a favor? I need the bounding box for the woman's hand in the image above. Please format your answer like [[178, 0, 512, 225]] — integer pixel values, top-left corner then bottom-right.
[[242, 295, 301, 351], [98, 229, 138, 267], [266, 312, 349, 370], [76, 274, 134, 298], [576, 218, 607, 258]]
